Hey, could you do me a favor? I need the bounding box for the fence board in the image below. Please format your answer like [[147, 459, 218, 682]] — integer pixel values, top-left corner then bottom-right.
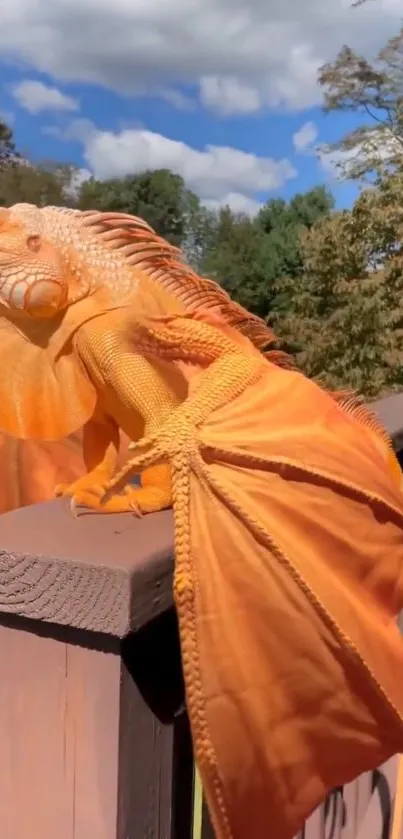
[[340, 781, 359, 839], [303, 802, 326, 839], [325, 789, 344, 839], [356, 757, 399, 839]]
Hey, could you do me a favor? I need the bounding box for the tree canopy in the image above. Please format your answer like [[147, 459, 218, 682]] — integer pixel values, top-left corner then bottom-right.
[[0, 160, 76, 208], [78, 169, 202, 248], [0, 119, 20, 169], [272, 184, 403, 396], [318, 27, 403, 180]]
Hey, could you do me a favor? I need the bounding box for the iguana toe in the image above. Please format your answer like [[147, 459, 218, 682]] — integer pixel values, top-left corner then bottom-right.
[[101, 484, 172, 515], [55, 477, 106, 500]]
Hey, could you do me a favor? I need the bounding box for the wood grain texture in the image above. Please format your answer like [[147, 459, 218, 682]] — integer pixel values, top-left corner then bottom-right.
[[0, 499, 174, 636], [0, 618, 121, 839], [118, 609, 187, 839], [0, 610, 187, 839]]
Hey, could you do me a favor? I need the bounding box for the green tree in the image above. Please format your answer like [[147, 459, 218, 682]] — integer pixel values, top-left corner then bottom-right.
[[78, 168, 202, 248], [0, 161, 77, 207], [257, 186, 334, 313], [201, 207, 275, 317], [274, 174, 403, 396], [201, 186, 334, 320], [0, 119, 20, 169], [318, 27, 403, 180], [182, 202, 217, 272], [0, 120, 79, 207]]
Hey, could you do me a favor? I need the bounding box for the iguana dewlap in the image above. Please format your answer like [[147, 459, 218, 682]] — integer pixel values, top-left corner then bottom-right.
[[104, 311, 403, 839], [0, 203, 293, 513]]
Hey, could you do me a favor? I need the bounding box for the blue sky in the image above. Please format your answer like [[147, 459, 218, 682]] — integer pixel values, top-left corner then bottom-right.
[[0, 0, 399, 215]]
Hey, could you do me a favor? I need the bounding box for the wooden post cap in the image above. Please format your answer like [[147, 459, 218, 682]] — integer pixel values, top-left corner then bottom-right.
[[0, 499, 174, 637]]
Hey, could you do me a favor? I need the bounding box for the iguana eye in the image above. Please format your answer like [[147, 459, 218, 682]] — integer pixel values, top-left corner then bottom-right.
[[26, 234, 41, 252]]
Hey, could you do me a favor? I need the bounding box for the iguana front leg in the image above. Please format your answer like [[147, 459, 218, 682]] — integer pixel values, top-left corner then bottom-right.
[[68, 314, 181, 514], [104, 313, 265, 501], [54, 410, 120, 511], [55, 416, 172, 513]]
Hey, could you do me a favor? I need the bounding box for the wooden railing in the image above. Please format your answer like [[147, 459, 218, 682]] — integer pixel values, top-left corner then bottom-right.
[[0, 391, 402, 839]]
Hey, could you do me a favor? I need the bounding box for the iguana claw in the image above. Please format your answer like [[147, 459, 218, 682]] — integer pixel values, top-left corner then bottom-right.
[[56, 467, 172, 516]]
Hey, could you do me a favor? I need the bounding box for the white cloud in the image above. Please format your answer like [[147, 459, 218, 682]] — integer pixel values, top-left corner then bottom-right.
[[80, 125, 296, 209], [41, 124, 63, 139], [293, 120, 318, 153], [63, 118, 96, 143], [12, 80, 79, 115], [66, 166, 92, 198], [200, 77, 261, 116], [0, 0, 400, 115], [45, 120, 294, 213], [203, 193, 262, 216], [160, 89, 196, 111]]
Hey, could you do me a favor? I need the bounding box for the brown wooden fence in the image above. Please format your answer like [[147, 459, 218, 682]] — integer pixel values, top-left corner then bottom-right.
[[0, 392, 403, 839]]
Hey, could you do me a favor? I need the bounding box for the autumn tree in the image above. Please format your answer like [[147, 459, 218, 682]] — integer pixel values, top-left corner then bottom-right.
[[274, 173, 403, 396], [318, 27, 403, 179]]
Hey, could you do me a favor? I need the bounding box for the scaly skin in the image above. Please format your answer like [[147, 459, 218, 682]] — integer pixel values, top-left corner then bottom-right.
[[106, 310, 402, 500], [0, 204, 397, 513], [64, 308, 185, 512], [103, 311, 403, 839], [105, 312, 264, 495], [0, 204, 294, 513]]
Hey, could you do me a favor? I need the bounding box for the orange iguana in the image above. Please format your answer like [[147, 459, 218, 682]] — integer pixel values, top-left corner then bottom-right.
[[2, 200, 403, 838], [0, 202, 295, 514], [103, 309, 403, 839]]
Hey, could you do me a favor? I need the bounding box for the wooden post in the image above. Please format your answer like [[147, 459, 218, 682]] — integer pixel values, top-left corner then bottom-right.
[[0, 499, 194, 839]]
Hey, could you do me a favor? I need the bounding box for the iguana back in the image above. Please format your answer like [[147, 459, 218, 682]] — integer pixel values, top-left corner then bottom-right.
[[0, 202, 294, 358]]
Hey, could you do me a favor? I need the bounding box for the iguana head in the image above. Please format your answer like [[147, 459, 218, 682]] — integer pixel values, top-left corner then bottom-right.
[[0, 205, 70, 317], [0, 202, 146, 320]]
